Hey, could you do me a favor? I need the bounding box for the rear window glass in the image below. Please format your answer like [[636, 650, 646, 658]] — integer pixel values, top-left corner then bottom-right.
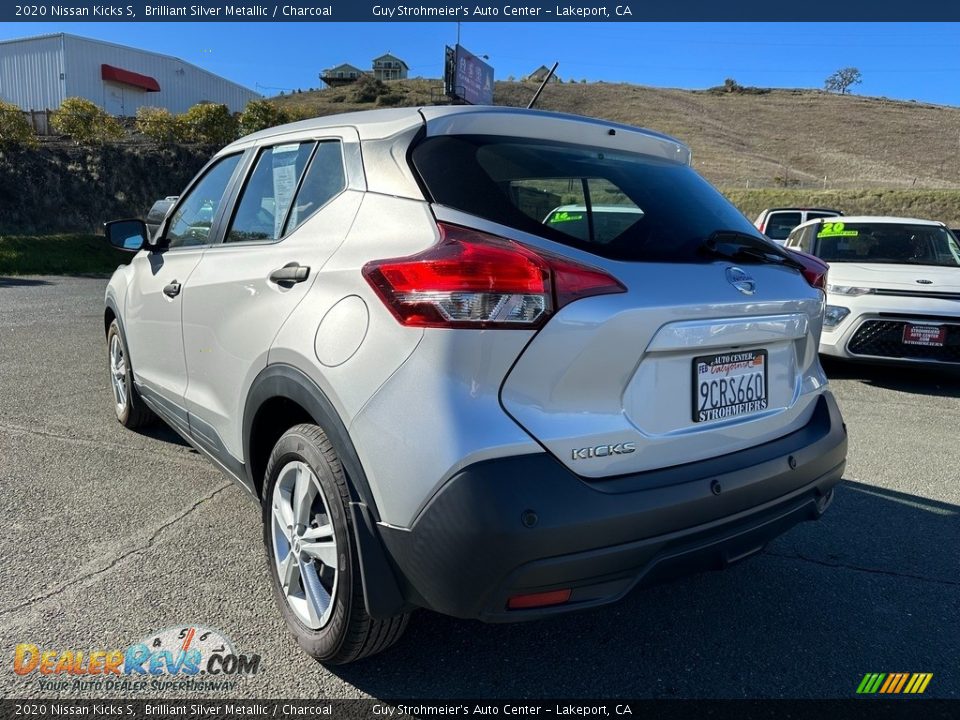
[[410, 135, 762, 262], [764, 212, 802, 240], [814, 222, 960, 267]]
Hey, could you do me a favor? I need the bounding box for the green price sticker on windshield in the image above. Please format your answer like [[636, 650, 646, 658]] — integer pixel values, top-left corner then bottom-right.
[[549, 211, 583, 224], [818, 221, 858, 238]]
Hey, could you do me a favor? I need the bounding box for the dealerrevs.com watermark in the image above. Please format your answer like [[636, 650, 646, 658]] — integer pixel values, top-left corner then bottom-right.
[[12, 625, 261, 693]]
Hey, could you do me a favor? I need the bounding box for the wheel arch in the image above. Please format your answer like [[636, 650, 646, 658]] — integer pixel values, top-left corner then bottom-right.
[[243, 363, 409, 619], [243, 364, 375, 513], [104, 306, 116, 337], [104, 298, 123, 338]]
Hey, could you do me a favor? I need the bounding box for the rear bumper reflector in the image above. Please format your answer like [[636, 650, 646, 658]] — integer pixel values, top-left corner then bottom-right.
[[507, 589, 572, 610]]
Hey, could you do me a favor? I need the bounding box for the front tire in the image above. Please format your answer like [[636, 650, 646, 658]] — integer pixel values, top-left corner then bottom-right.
[[106, 320, 155, 429], [262, 423, 408, 664]]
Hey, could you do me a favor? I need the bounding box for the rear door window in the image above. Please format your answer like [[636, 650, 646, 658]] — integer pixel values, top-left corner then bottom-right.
[[411, 135, 761, 263], [283, 141, 346, 235], [225, 142, 315, 243]]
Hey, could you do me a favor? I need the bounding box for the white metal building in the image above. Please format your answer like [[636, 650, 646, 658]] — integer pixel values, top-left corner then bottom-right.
[[0, 33, 259, 115]]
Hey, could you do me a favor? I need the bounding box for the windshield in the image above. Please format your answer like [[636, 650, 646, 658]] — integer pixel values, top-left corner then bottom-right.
[[411, 135, 764, 262], [813, 221, 960, 267]]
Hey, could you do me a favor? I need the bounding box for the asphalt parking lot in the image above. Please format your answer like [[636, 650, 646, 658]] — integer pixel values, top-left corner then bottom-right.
[[1, 275, 958, 699]]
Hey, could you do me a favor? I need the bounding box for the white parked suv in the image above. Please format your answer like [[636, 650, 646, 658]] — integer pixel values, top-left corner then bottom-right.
[[785, 216, 960, 364], [103, 107, 847, 664]]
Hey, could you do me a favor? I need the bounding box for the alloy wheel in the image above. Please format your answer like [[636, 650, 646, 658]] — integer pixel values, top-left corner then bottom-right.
[[109, 333, 127, 413], [271, 461, 339, 629]]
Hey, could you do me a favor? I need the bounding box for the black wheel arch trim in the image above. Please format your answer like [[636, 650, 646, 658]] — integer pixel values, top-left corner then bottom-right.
[[242, 363, 376, 512], [104, 298, 123, 336], [243, 363, 410, 618]]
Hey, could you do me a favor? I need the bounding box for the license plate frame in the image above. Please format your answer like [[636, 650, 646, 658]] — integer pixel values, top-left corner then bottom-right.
[[902, 324, 946, 347], [692, 350, 769, 423]]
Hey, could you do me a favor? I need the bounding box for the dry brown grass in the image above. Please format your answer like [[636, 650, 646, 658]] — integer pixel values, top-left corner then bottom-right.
[[272, 79, 960, 191]]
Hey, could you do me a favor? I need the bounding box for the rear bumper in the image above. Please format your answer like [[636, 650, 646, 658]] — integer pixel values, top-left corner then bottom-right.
[[379, 391, 847, 622]]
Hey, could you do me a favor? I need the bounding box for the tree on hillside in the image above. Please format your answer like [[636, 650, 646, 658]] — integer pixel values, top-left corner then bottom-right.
[[824, 67, 862, 95], [723, 78, 743, 93], [238, 100, 290, 136]]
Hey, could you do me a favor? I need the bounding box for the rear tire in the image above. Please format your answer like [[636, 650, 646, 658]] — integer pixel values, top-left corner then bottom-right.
[[262, 423, 408, 664], [106, 320, 155, 429]]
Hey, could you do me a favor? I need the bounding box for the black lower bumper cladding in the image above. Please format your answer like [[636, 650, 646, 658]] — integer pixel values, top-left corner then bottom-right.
[[379, 392, 847, 621]]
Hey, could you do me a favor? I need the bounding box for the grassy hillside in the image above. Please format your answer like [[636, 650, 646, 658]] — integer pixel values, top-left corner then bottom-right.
[[0, 234, 131, 275], [272, 79, 960, 193]]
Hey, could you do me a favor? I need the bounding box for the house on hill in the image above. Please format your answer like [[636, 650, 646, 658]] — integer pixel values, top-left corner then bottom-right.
[[526, 65, 561, 83], [320, 63, 367, 88], [372, 53, 408, 81]]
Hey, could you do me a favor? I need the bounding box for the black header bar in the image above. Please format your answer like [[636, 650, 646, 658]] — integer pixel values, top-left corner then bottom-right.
[[5, 1, 960, 22]]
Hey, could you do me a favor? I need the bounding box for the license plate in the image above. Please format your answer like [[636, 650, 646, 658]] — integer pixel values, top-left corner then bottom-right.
[[693, 350, 768, 423], [902, 324, 946, 347]]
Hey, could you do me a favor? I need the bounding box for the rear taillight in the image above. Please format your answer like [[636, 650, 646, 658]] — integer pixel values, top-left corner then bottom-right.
[[787, 249, 829, 290], [362, 223, 625, 329]]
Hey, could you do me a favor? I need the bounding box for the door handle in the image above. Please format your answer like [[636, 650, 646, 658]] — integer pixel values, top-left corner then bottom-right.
[[163, 281, 181, 298], [269, 263, 310, 286]]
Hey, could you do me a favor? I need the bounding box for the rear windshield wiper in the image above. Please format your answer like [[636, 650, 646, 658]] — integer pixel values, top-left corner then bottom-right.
[[699, 230, 803, 270]]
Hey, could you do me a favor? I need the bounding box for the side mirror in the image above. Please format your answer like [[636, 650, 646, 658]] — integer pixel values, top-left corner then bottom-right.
[[104, 219, 149, 252]]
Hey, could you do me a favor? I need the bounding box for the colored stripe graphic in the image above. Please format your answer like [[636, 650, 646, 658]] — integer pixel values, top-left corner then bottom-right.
[[893, 674, 910, 693], [906, 673, 933, 694], [857, 672, 932, 694], [857, 673, 886, 695]]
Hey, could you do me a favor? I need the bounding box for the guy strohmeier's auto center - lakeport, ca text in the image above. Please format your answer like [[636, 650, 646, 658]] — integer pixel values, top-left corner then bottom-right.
[[132, 3, 634, 17], [39, 2, 632, 17]]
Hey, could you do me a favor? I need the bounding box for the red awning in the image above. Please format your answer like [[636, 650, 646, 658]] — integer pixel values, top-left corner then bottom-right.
[[101, 64, 160, 92]]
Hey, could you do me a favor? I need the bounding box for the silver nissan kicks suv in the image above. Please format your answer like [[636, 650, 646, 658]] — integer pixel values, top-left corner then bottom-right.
[[103, 107, 847, 664]]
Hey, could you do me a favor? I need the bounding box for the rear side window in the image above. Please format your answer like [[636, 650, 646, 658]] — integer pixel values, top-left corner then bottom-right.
[[764, 212, 802, 240], [283, 141, 346, 235], [410, 135, 760, 262]]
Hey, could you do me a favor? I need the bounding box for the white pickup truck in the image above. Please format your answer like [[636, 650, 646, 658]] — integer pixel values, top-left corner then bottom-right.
[[754, 207, 843, 244]]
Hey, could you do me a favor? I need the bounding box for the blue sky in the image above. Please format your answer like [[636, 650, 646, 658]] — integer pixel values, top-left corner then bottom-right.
[[4, 22, 960, 105]]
